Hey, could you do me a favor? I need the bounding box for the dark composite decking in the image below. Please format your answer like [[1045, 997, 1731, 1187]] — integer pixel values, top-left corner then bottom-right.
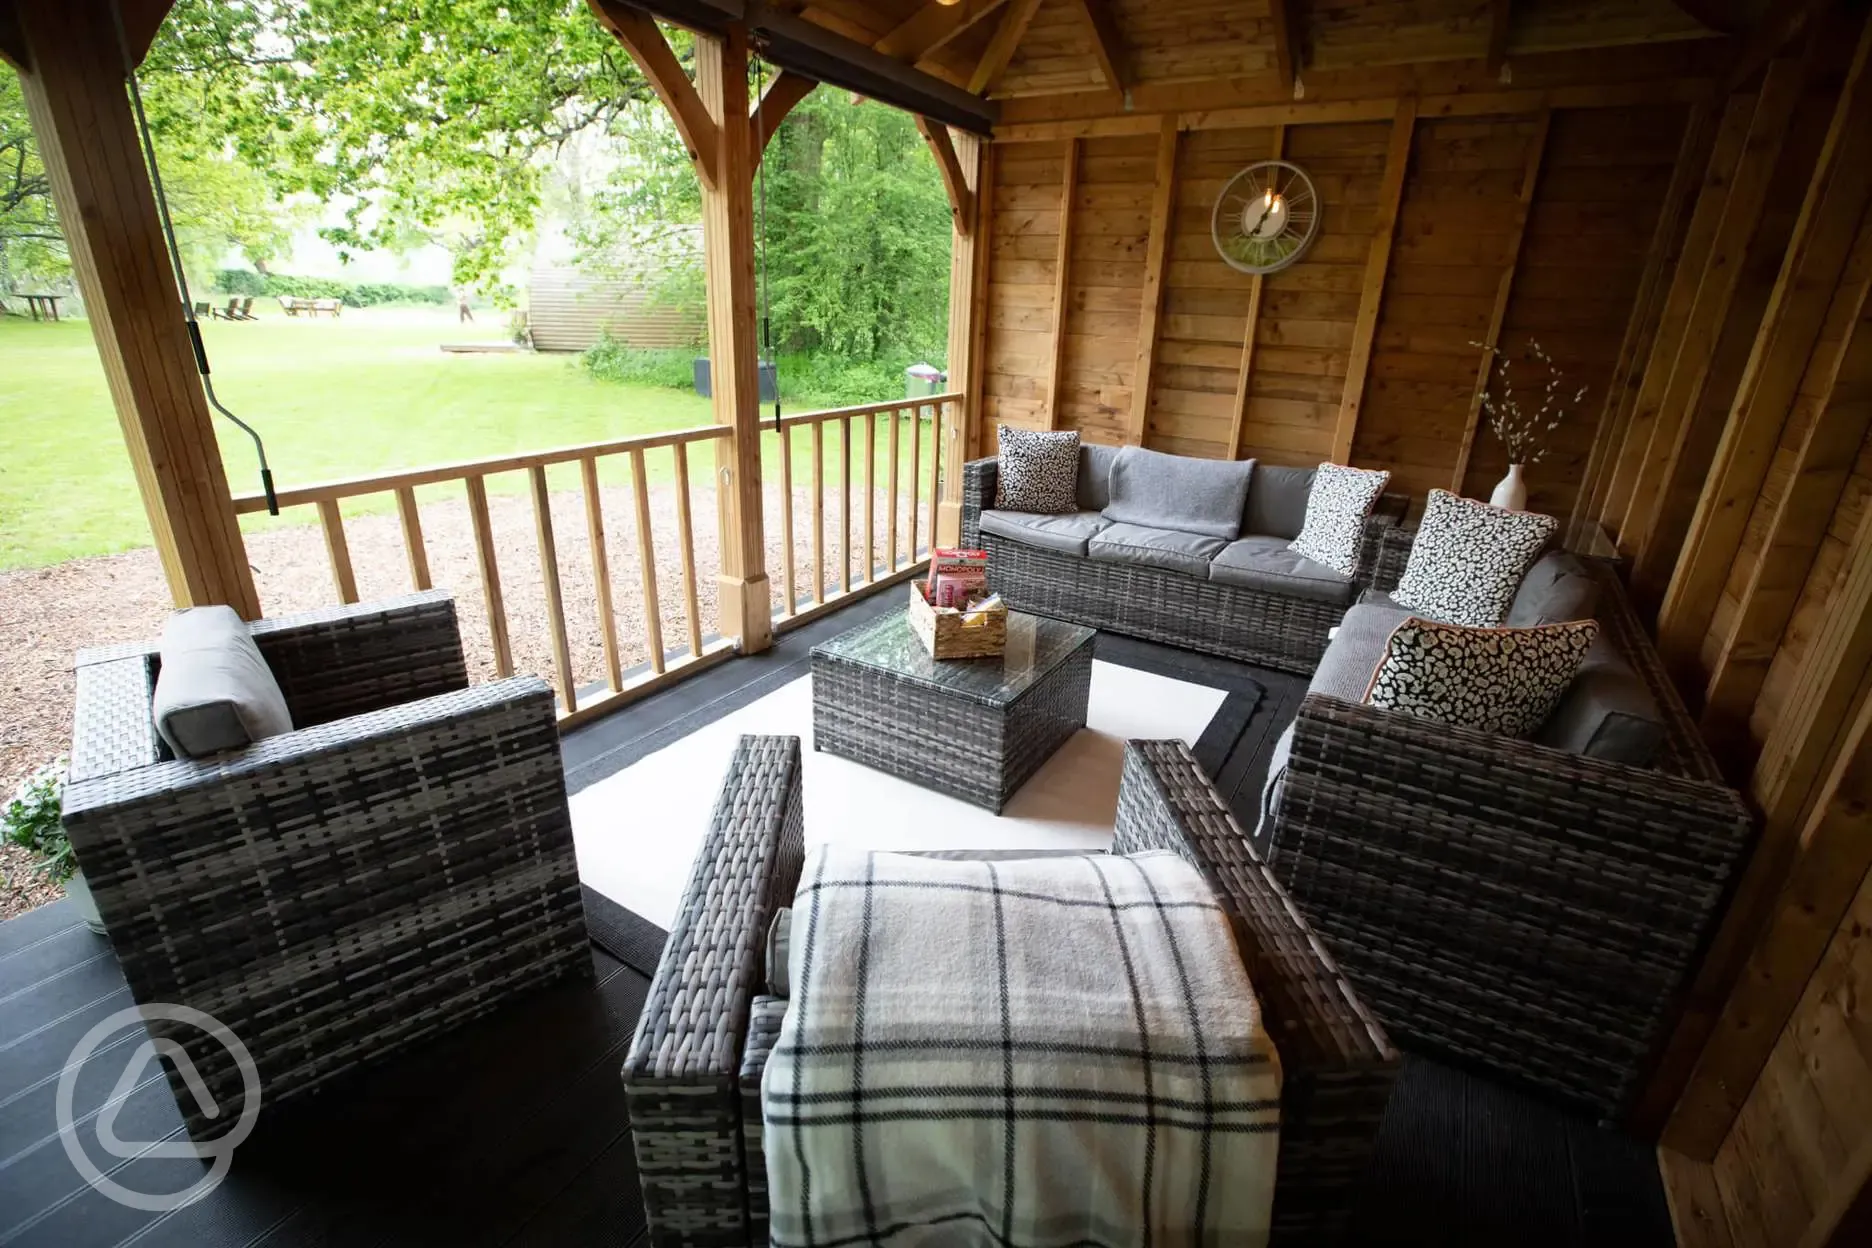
[[0, 592, 1674, 1246]]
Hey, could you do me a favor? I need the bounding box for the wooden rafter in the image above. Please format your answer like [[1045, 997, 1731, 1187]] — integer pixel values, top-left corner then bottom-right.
[[916, 116, 974, 235], [876, 0, 1007, 65], [970, 0, 1044, 96], [1268, 0, 1298, 93], [1045, 137, 1081, 431], [1725, 0, 1835, 92], [589, 0, 720, 189], [1486, 0, 1512, 79], [1130, 115, 1182, 447], [1332, 98, 1416, 464], [1076, 0, 1127, 92], [751, 69, 818, 163], [1229, 126, 1286, 462]]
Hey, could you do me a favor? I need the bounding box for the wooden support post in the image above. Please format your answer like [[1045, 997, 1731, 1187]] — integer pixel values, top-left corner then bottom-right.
[[1597, 89, 1764, 538], [581, 456, 624, 692], [394, 486, 433, 592], [629, 447, 666, 674], [1333, 99, 1415, 465], [965, 143, 996, 463], [1130, 115, 1180, 448], [1619, 57, 1805, 570], [529, 465, 577, 714], [673, 443, 703, 659], [1451, 109, 1549, 494], [14, 0, 260, 619], [316, 501, 359, 605], [464, 474, 514, 679], [1658, 23, 1872, 675], [1268, 0, 1297, 94], [1045, 137, 1081, 432], [1229, 126, 1285, 462], [939, 129, 985, 545], [917, 117, 974, 233], [695, 26, 774, 652]]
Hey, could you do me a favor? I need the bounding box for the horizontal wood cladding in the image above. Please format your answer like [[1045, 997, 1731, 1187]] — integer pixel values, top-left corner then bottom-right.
[[981, 102, 1686, 520], [527, 265, 705, 353]]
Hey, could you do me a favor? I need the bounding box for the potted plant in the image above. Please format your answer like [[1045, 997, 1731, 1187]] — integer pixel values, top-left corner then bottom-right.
[[2, 758, 102, 933], [1470, 338, 1589, 510]]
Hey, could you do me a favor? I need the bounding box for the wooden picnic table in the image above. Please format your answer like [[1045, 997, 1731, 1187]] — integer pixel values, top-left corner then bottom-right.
[[23, 294, 61, 322]]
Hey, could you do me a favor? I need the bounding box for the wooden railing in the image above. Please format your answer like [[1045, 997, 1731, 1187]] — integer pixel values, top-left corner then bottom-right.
[[766, 392, 961, 631], [230, 391, 964, 730], [233, 424, 736, 729]]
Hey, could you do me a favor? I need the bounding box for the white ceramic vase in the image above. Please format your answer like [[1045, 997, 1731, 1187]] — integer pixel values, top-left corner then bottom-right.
[[1490, 464, 1528, 511]]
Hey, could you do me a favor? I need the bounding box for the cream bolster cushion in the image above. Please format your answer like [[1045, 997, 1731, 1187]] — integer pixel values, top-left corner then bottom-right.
[[151, 606, 294, 758]]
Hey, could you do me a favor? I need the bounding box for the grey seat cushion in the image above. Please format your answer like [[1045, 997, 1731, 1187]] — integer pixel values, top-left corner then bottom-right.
[[1243, 464, 1317, 540], [1507, 551, 1601, 626], [980, 508, 1114, 557], [1209, 535, 1356, 605], [1077, 443, 1120, 511], [151, 605, 294, 758], [1087, 522, 1227, 578], [1102, 446, 1256, 540], [1535, 635, 1667, 766]]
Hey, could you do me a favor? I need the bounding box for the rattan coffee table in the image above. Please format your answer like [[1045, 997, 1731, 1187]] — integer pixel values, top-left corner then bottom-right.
[[811, 609, 1096, 812]]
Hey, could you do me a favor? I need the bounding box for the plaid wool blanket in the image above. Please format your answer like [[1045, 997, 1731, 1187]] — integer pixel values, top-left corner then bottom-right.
[[761, 845, 1282, 1247]]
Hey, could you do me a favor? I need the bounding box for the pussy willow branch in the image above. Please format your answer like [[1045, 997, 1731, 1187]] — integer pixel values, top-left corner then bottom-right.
[[1471, 339, 1588, 467]]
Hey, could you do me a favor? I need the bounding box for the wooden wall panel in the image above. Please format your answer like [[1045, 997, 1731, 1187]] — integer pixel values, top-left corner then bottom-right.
[[1057, 133, 1156, 443], [983, 139, 1066, 440], [1464, 105, 1682, 518]]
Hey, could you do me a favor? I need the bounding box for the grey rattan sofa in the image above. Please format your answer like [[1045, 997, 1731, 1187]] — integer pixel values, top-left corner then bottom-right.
[[1261, 535, 1754, 1122], [623, 734, 1400, 1247], [63, 591, 590, 1140], [961, 451, 1407, 674]]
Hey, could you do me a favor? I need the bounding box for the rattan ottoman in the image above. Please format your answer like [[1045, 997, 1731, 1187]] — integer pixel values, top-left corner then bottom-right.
[[810, 609, 1095, 812]]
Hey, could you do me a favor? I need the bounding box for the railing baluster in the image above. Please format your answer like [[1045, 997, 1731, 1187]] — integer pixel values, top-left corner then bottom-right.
[[528, 465, 577, 713], [316, 500, 360, 604], [394, 487, 432, 591], [673, 443, 703, 659], [811, 420, 826, 605], [886, 407, 901, 571], [840, 415, 853, 596], [465, 474, 514, 678], [927, 400, 944, 555], [863, 411, 876, 583], [581, 456, 623, 693], [629, 447, 666, 675], [779, 423, 797, 616], [907, 404, 922, 560]]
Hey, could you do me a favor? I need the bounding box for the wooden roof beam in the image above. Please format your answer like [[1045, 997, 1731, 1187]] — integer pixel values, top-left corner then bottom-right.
[[589, 0, 720, 189], [751, 68, 817, 162], [1725, 0, 1834, 92], [1486, 0, 1512, 80], [1268, 0, 1299, 94], [970, 0, 1043, 95], [916, 116, 974, 234], [876, 0, 1008, 65], [1076, 0, 1127, 92]]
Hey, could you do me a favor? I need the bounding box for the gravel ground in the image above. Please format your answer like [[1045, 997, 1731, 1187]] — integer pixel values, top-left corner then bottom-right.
[[0, 479, 927, 919]]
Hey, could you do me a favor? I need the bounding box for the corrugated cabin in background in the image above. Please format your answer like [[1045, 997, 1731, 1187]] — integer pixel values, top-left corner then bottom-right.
[[526, 263, 704, 353]]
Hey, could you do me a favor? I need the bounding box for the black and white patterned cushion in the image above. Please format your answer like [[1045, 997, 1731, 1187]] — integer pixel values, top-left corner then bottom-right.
[[995, 426, 1080, 514], [1393, 488, 1559, 627], [1364, 616, 1600, 738], [1288, 462, 1390, 576]]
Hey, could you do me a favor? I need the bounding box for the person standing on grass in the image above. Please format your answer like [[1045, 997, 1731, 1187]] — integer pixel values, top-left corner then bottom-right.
[[456, 287, 474, 324]]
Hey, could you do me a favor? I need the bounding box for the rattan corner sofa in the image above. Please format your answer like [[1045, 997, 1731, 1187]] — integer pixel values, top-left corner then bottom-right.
[[623, 734, 1400, 1247], [961, 450, 1408, 673], [63, 591, 590, 1139]]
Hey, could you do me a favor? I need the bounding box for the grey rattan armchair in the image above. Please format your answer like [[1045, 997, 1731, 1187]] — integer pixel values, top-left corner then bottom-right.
[[62, 591, 590, 1140], [623, 734, 1399, 1247]]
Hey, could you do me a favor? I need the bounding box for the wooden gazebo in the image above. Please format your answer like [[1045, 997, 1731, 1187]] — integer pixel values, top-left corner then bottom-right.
[[5, 1, 1870, 1242]]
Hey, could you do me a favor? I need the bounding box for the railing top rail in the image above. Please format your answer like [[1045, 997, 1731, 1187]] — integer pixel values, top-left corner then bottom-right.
[[774, 392, 962, 428], [232, 423, 733, 514]]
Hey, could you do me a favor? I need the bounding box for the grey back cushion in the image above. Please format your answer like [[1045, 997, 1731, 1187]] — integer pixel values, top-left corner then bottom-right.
[[1102, 446, 1256, 540], [151, 606, 294, 758], [1243, 464, 1317, 540], [1535, 634, 1666, 766], [1507, 551, 1601, 626], [1077, 443, 1121, 511]]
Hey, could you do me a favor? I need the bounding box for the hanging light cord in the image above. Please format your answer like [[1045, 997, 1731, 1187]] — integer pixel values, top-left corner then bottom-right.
[[109, 0, 278, 515], [751, 47, 780, 433]]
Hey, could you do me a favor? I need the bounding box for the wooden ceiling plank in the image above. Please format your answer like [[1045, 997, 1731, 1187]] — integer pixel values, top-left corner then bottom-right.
[[876, 0, 1007, 64], [915, 116, 974, 234], [1075, 0, 1127, 92], [751, 69, 818, 162], [1658, 19, 1872, 680], [969, 0, 1044, 95], [589, 0, 721, 189]]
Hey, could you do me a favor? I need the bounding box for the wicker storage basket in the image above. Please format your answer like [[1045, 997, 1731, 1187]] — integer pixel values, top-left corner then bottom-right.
[[908, 582, 1007, 659]]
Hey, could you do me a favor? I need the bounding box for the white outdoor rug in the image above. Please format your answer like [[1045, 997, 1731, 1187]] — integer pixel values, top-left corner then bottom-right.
[[570, 660, 1232, 930]]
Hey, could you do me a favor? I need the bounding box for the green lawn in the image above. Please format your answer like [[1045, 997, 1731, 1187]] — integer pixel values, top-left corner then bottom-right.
[[0, 308, 935, 570]]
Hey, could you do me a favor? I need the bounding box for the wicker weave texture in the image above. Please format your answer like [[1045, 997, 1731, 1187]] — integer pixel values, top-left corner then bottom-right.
[[811, 634, 1093, 811], [62, 596, 589, 1141], [1112, 740, 1399, 1242], [962, 457, 1402, 675]]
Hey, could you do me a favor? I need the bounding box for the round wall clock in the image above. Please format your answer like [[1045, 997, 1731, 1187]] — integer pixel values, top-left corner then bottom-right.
[[1211, 160, 1320, 275]]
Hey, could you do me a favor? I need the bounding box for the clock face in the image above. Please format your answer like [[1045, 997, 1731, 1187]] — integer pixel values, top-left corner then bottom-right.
[[1212, 160, 1320, 276]]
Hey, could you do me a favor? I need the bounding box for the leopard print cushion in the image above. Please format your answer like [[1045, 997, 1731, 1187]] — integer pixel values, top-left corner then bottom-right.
[[995, 426, 1081, 514], [1364, 615, 1600, 738], [1288, 462, 1390, 576], [1393, 489, 1559, 627]]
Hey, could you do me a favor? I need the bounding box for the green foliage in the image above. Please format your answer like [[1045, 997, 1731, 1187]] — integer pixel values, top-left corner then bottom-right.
[[580, 339, 921, 411], [581, 339, 696, 390], [0, 75, 65, 290], [212, 270, 452, 307], [2, 759, 72, 884]]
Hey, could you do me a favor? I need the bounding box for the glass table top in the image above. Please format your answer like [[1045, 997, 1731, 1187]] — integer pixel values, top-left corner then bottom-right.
[[812, 608, 1095, 707]]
